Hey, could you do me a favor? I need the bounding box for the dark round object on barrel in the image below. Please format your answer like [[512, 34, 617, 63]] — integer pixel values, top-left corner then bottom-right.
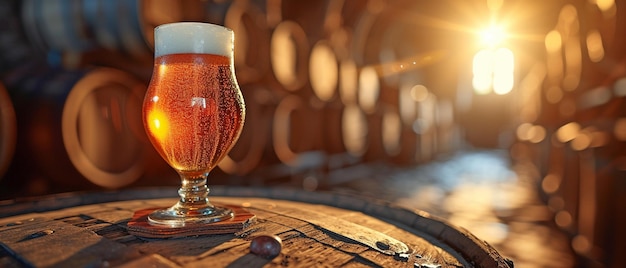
[[250, 234, 283, 258]]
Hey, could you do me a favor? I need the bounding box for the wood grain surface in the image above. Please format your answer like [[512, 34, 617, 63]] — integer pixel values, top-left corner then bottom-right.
[[0, 187, 513, 267]]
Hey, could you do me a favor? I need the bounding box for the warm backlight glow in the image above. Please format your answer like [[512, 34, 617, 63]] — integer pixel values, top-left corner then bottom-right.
[[546, 86, 564, 104], [399, 83, 417, 125], [343, 104, 367, 156], [358, 66, 380, 113], [271, 21, 306, 90], [472, 48, 514, 95], [382, 108, 401, 155], [557, 122, 580, 143], [494, 48, 514, 73], [272, 26, 297, 87], [340, 59, 358, 105], [559, 5, 578, 25], [493, 73, 514, 95], [493, 48, 514, 94], [593, 0, 615, 12], [555, 210, 573, 228], [410, 84, 429, 102], [571, 132, 591, 151], [614, 118, 626, 141], [480, 26, 506, 47], [473, 50, 494, 74], [542, 174, 561, 194], [147, 109, 170, 143], [545, 30, 562, 54], [310, 41, 338, 101], [586, 29, 605, 63], [516, 123, 546, 143], [472, 49, 494, 94]]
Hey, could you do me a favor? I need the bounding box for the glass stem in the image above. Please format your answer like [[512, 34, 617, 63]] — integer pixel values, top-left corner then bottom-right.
[[147, 171, 232, 226], [177, 172, 213, 209]]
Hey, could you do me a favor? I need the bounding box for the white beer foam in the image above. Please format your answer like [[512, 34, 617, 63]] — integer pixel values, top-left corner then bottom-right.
[[154, 22, 233, 58]]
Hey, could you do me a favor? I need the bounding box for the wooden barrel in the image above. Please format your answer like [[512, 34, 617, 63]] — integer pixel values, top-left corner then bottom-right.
[[217, 85, 278, 176], [60, 68, 148, 189], [0, 0, 38, 75], [272, 94, 324, 165], [358, 65, 381, 114], [20, 0, 207, 60], [270, 20, 310, 92], [221, 0, 272, 85], [5, 65, 151, 190], [309, 39, 339, 102], [22, 0, 142, 57], [0, 82, 17, 180], [0, 187, 513, 267]]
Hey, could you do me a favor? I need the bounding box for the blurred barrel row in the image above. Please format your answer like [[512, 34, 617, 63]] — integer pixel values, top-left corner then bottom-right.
[[0, 0, 205, 196], [510, 1, 626, 266], [0, 0, 463, 197]]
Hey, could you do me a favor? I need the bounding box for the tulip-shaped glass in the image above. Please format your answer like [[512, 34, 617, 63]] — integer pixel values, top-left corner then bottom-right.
[[142, 22, 245, 227]]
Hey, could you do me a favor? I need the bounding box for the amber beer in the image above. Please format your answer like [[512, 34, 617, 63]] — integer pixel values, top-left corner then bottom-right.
[[143, 53, 244, 176], [142, 23, 245, 179]]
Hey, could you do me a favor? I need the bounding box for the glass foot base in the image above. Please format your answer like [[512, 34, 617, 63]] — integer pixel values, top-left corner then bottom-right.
[[148, 205, 234, 227]]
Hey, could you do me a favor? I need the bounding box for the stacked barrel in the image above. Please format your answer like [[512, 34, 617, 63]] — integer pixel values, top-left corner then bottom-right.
[[510, 0, 626, 265], [0, 0, 203, 196], [215, 0, 463, 188], [0, 0, 463, 195]]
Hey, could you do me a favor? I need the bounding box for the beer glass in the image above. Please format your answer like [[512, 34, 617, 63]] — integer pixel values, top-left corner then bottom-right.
[[142, 22, 245, 227]]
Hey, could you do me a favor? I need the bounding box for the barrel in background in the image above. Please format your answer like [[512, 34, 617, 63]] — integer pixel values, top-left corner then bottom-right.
[[61, 68, 149, 189], [20, 0, 205, 60], [217, 85, 278, 177], [508, 1, 626, 266], [0, 82, 17, 181], [0, 0, 39, 75], [3, 65, 155, 196], [0, 0, 464, 194]]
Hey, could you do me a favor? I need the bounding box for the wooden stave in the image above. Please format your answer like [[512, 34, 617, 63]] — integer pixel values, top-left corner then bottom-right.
[[21, 0, 146, 58], [0, 186, 513, 268], [523, 3, 626, 260], [514, 3, 626, 265], [0, 0, 39, 75], [3, 64, 96, 193], [0, 82, 17, 181], [18, 0, 209, 64]]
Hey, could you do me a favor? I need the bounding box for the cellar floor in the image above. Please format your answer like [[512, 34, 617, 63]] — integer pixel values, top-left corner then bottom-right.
[[322, 149, 578, 268]]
